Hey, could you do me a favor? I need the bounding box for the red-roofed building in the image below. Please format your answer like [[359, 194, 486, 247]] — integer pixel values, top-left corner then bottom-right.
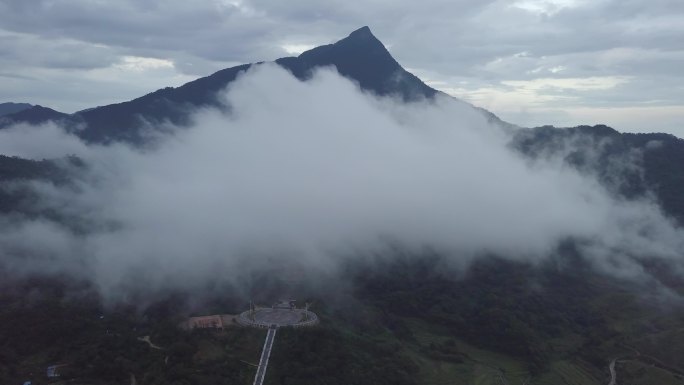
[[187, 315, 224, 329]]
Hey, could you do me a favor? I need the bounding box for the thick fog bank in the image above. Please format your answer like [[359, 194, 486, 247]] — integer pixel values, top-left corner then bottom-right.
[[0, 64, 682, 300]]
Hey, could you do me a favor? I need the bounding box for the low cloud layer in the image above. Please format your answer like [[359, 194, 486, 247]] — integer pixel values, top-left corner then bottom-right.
[[0, 65, 682, 300]]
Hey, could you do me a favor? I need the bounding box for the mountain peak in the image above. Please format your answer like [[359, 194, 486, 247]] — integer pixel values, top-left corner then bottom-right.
[[334, 26, 385, 52], [298, 26, 437, 101], [348, 26, 374, 38], [289, 26, 437, 102], [3, 27, 439, 142]]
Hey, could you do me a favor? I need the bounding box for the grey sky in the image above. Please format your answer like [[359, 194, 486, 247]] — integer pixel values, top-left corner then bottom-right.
[[0, 0, 682, 136]]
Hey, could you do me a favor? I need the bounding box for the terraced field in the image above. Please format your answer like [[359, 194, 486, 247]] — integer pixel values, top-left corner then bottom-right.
[[533, 360, 603, 385]]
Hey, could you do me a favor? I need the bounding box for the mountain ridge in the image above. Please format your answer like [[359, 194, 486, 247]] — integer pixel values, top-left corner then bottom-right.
[[1, 27, 681, 224], [0, 105, 69, 128], [0, 26, 443, 143], [0, 102, 33, 117]]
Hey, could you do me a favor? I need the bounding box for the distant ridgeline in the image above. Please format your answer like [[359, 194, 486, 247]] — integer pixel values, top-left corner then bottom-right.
[[0, 26, 683, 223], [0, 102, 32, 117], [512, 124, 684, 224]]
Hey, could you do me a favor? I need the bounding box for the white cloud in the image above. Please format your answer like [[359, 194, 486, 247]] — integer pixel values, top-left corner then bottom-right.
[[280, 44, 315, 55], [437, 76, 629, 115], [116, 56, 175, 71], [1, 65, 682, 299], [502, 76, 630, 92], [549, 65, 566, 73], [511, 0, 590, 15]]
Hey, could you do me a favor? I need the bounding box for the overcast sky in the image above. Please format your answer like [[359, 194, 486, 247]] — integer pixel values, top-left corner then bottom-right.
[[0, 0, 682, 136]]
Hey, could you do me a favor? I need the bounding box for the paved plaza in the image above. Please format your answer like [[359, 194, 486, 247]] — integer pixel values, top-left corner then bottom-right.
[[237, 307, 318, 328]]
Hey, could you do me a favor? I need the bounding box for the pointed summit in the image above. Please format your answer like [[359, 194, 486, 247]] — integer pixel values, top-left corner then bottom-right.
[[325, 25, 390, 58], [347, 26, 374, 39], [333, 26, 387, 54], [288, 26, 437, 101]]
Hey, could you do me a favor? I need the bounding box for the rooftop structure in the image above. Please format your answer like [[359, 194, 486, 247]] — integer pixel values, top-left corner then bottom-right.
[[273, 300, 296, 310], [185, 314, 231, 330]]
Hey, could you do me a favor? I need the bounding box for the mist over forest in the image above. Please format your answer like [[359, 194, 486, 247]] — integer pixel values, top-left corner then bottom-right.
[[0, 64, 681, 304]]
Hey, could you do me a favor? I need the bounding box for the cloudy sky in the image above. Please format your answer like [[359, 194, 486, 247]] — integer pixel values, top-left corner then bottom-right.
[[0, 0, 682, 136]]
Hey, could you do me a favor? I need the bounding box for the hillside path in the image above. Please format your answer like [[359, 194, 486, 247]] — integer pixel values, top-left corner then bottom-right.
[[608, 358, 617, 385]]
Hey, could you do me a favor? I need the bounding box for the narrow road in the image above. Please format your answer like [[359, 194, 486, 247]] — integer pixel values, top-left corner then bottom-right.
[[138, 335, 163, 350], [253, 327, 277, 385], [608, 358, 617, 385]]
